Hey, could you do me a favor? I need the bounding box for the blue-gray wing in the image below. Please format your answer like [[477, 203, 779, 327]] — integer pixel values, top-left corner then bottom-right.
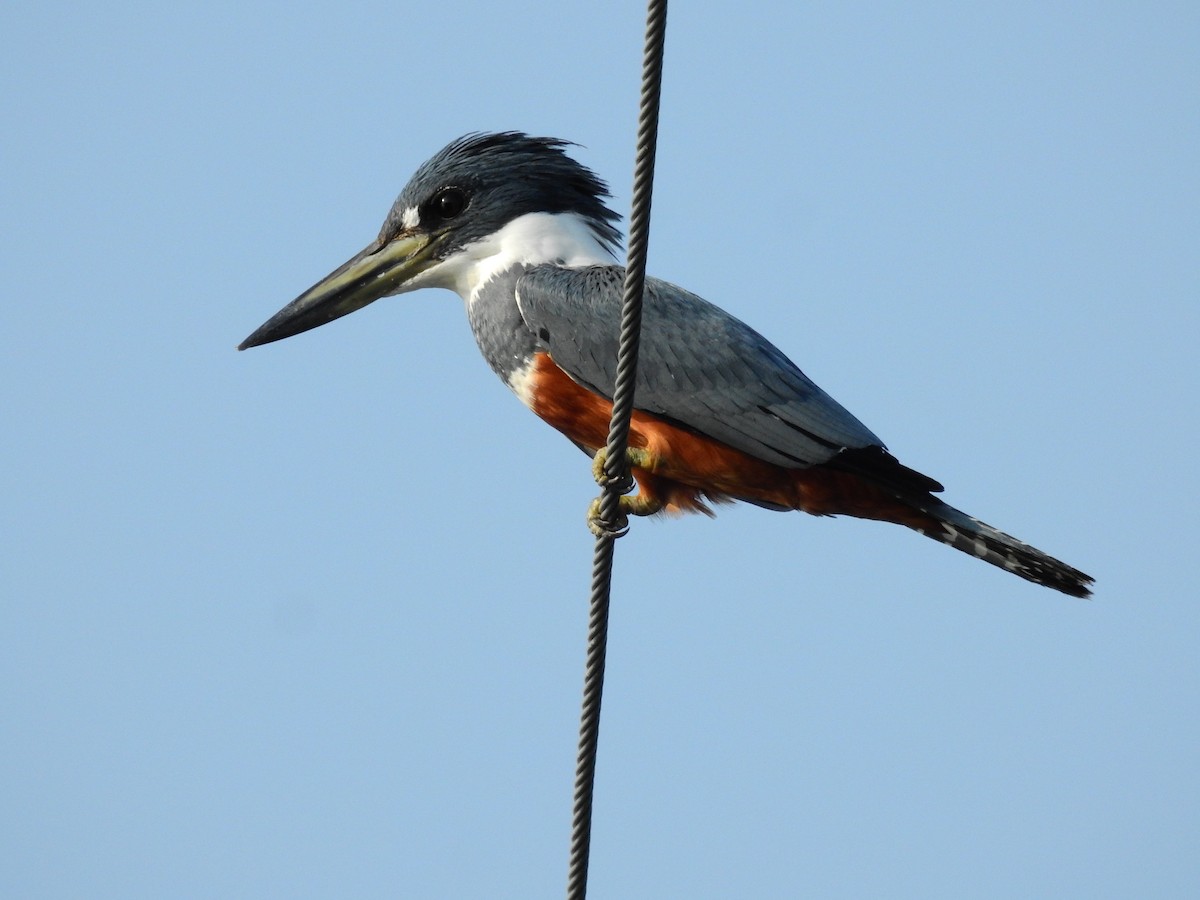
[[515, 265, 883, 469]]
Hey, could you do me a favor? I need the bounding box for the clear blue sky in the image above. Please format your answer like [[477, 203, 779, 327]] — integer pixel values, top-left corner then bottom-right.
[[3, 3, 1197, 897]]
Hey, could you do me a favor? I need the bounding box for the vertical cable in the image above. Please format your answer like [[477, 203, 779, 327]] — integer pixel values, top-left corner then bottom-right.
[[566, 2, 668, 898]]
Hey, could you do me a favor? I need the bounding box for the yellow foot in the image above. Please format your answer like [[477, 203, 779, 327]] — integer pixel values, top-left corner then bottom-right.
[[586, 493, 665, 539], [591, 446, 656, 488], [587, 446, 663, 537]]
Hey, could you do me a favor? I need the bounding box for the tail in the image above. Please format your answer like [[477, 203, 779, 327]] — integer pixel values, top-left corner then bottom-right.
[[812, 447, 1093, 598], [911, 498, 1093, 598]]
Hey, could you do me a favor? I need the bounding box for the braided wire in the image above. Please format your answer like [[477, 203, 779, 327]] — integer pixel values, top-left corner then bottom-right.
[[566, 2, 668, 898]]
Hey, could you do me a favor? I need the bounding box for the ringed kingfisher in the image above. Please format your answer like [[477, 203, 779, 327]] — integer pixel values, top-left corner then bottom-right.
[[240, 132, 1093, 598]]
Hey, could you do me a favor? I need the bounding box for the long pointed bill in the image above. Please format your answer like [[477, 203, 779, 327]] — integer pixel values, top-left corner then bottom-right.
[[238, 232, 435, 350]]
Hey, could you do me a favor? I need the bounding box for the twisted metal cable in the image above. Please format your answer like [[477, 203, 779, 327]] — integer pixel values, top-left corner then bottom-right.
[[566, 2, 668, 898]]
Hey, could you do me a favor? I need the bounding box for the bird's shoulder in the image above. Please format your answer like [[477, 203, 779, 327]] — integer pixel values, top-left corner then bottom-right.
[[514, 264, 885, 469]]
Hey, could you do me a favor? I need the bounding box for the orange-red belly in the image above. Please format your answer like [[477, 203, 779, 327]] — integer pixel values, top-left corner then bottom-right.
[[523, 352, 935, 529]]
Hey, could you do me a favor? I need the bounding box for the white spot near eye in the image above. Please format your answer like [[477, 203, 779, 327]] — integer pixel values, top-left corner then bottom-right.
[[400, 206, 419, 230]]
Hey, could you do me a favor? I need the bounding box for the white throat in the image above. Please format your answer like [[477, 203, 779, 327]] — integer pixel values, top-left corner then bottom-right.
[[406, 211, 616, 303]]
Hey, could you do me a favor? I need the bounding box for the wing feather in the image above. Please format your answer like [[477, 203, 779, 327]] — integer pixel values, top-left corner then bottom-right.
[[515, 265, 883, 469]]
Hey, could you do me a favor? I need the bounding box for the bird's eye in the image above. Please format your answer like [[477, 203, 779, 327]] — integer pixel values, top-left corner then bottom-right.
[[430, 187, 467, 220]]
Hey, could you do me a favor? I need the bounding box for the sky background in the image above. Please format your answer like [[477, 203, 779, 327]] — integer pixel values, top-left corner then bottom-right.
[[3, 2, 1197, 897]]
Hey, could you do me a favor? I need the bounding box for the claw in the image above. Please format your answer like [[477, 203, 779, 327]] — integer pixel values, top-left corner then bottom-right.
[[587, 496, 630, 538], [585, 490, 665, 538], [590, 446, 654, 491], [586, 447, 664, 537], [591, 448, 611, 486]]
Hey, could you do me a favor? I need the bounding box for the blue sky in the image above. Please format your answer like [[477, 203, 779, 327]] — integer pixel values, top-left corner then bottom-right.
[[3, 2, 1197, 897]]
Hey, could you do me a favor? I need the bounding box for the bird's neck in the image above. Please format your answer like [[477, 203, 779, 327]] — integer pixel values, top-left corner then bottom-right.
[[438, 211, 617, 304]]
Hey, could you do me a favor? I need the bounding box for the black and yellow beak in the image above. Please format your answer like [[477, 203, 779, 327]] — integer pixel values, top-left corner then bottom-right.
[[238, 231, 437, 350]]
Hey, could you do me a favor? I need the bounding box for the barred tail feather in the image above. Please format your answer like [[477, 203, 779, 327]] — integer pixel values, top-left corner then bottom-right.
[[914, 499, 1093, 598]]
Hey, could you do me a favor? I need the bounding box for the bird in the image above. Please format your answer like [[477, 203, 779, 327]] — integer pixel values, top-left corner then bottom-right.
[[239, 131, 1093, 598]]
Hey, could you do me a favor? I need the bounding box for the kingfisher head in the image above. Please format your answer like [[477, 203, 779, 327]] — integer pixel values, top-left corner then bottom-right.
[[239, 132, 622, 350]]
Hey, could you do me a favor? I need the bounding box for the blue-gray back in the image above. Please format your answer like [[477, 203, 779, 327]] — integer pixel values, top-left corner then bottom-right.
[[515, 265, 882, 469]]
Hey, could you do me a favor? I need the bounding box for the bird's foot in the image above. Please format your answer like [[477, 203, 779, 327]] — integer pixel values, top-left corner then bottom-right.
[[590, 446, 655, 490], [587, 446, 662, 538], [587, 496, 629, 538], [586, 495, 666, 538]]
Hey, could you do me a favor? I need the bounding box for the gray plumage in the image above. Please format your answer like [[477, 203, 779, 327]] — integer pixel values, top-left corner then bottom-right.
[[239, 131, 1093, 598], [516, 264, 882, 468], [467, 267, 539, 381]]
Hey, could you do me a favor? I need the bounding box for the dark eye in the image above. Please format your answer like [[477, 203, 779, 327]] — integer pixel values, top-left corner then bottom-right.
[[430, 187, 467, 220]]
